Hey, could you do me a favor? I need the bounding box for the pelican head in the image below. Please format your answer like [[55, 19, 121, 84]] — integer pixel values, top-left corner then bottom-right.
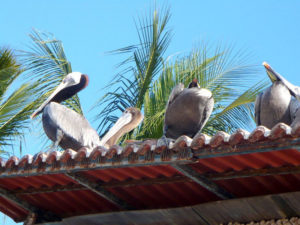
[[263, 62, 300, 101], [100, 107, 143, 148], [31, 72, 89, 118], [188, 78, 200, 88]]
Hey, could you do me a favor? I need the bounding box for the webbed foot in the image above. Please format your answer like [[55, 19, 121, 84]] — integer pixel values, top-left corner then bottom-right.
[[157, 135, 175, 148]]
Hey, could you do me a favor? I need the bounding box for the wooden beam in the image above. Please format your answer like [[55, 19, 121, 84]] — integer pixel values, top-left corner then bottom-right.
[[65, 172, 134, 210], [16, 175, 190, 195], [29, 191, 300, 225], [270, 195, 299, 218], [15, 184, 85, 195], [172, 164, 235, 200], [0, 187, 60, 223], [104, 175, 189, 188]]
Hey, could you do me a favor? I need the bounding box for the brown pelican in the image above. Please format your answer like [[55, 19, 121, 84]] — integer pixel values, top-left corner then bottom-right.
[[255, 62, 300, 129], [163, 78, 214, 140], [99, 107, 143, 148], [31, 72, 143, 151]]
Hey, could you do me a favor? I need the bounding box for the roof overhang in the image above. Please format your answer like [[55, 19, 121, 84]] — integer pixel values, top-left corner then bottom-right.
[[41, 191, 300, 225], [0, 123, 300, 224]]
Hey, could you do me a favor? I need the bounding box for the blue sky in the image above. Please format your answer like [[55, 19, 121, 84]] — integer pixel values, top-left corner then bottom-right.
[[1, 0, 300, 224]]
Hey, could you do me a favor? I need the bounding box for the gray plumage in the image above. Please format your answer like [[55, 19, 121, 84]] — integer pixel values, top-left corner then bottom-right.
[[290, 99, 300, 127], [43, 102, 100, 150], [255, 62, 300, 129], [164, 81, 214, 139], [255, 82, 293, 128], [32, 72, 143, 151]]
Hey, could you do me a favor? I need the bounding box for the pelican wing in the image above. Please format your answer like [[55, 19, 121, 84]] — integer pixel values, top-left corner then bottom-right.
[[164, 87, 213, 139], [167, 83, 184, 107], [254, 92, 263, 126], [290, 98, 300, 127], [44, 102, 100, 149]]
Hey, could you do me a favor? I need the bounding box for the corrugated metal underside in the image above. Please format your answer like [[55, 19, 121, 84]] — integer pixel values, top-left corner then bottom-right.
[[43, 192, 300, 225], [0, 165, 221, 221], [0, 123, 299, 223]]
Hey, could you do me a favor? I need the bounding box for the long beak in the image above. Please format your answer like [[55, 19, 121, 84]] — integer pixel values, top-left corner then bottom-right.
[[31, 82, 68, 119], [263, 62, 300, 99], [99, 112, 132, 146]]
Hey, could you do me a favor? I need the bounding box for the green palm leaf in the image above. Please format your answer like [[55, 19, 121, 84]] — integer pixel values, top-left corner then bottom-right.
[[0, 48, 40, 153], [140, 47, 266, 138], [204, 79, 269, 135], [141, 46, 266, 138], [0, 48, 23, 100], [95, 6, 172, 135], [20, 29, 82, 114], [95, 6, 266, 142], [0, 83, 37, 144]]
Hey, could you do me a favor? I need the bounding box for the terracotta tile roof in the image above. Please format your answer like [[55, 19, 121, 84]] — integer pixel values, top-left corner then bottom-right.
[[1, 122, 299, 171], [0, 122, 300, 224]]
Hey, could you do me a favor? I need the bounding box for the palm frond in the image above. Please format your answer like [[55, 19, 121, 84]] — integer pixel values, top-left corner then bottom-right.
[[204, 79, 270, 134], [20, 29, 82, 114], [140, 45, 266, 138], [0, 48, 23, 100], [95, 6, 172, 135], [0, 48, 42, 154], [0, 83, 39, 147], [94, 6, 266, 142]]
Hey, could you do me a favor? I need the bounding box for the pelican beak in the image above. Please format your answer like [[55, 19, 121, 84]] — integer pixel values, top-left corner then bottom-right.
[[30, 81, 68, 119], [263, 62, 279, 83], [263, 62, 300, 100], [99, 111, 133, 146]]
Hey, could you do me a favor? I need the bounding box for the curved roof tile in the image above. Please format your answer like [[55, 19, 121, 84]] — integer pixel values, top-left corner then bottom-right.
[[0, 123, 299, 173]]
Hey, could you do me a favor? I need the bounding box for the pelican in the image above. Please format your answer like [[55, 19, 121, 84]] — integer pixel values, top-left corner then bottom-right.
[[31, 72, 143, 151], [99, 107, 143, 148], [255, 62, 300, 129], [163, 78, 214, 139]]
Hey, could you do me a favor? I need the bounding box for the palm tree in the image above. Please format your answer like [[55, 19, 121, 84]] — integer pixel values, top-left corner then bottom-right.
[[20, 7, 268, 148], [95, 7, 172, 136], [94, 7, 268, 141], [140, 49, 267, 138], [0, 47, 39, 155]]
